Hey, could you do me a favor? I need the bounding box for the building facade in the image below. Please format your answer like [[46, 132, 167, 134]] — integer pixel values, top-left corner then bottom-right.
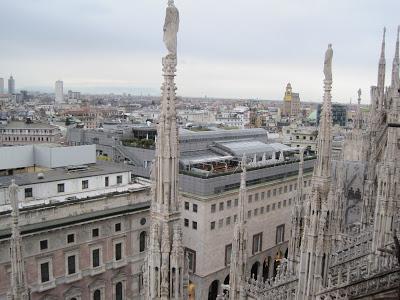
[[0, 121, 61, 146]]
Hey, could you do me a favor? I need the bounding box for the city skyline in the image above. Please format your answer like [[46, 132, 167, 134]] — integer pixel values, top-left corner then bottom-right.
[[1, 0, 399, 102]]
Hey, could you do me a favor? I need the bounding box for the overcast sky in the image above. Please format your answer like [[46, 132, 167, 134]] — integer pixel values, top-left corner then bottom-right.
[[1, 0, 399, 102]]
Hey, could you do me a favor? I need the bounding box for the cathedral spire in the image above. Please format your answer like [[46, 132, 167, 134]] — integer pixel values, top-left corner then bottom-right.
[[297, 45, 334, 300], [8, 180, 28, 300], [391, 25, 400, 89], [354, 88, 363, 130], [229, 154, 248, 300], [288, 148, 305, 274], [378, 27, 386, 90], [314, 44, 333, 184], [145, 1, 186, 299]]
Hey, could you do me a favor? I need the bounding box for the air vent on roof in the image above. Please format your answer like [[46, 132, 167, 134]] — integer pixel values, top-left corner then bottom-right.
[[66, 165, 89, 172], [37, 173, 44, 179]]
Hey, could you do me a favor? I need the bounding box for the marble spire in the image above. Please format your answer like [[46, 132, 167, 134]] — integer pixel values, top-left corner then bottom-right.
[[144, 1, 187, 299], [7, 180, 29, 300], [229, 154, 248, 300], [297, 45, 334, 300], [288, 148, 304, 274], [378, 27, 386, 90], [391, 26, 400, 89]]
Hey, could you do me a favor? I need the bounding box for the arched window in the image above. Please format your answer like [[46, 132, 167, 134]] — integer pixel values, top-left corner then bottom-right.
[[94, 289, 101, 300], [116, 282, 123, 300], [140, 231, 147, 252]]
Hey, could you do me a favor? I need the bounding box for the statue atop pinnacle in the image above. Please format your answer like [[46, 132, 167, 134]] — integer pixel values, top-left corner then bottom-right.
[[323, 44, 333, 81], [163, 0, 179, 58]]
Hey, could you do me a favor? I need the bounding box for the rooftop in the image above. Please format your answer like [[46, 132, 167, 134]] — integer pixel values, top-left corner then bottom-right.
[[0, 161, 133, 187], [0, 121, 58, 129]]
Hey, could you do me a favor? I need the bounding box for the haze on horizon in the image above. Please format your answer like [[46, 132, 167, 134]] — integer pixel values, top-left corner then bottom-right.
[[1, 0, 399, 103]]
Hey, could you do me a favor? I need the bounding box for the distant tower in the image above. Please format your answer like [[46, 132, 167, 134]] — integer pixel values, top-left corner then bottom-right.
[[0, 78, 4, 94], [144, 1, 188, 299], [297, 45, 334, 300], [282, 83, 301, 118], [8, 75, 15, 94], [229, 154, 248, 300], [7, 180, 29, 300], [55, 80, 64, 103]]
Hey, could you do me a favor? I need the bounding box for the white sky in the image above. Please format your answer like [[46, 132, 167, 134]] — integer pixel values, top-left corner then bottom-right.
[[1, 0, 399, 103]]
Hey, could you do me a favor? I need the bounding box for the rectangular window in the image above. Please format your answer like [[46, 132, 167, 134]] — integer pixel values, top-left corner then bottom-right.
[[252, 233, 263, 254], [234, 214, 238, 223], [92, 228, 99, 238], [117, 175, 123, 184], [278, 202, 281, 209], [24, 187, 33, 198], [260, 207, 264, 214], [254, 208, 258, 216], [67, 255, 76, 275], [248, 195, 252, 203], [184, 218, 189, 227], [279, 187, 282, 194], [226, 216, 231, 225], [276, 224, 285, 244], [225, 244, 232, 266], [266, 205, 270, 212], [193, 203, 198, 213], [67, 234, 75, 244], [219, 202, 224, 211], [82, 180, 89, 189], [289, 184, 293, 192], [227, 200, 232, 208], [40, 262, 50, 283], [115, 242, 122, 261], [267, 190, 271, 198], [210, 221, 215, 230], [185, 248, 196, 273], [92, 248, 100, 267], [185, 201, 189, 210], [294, 183, 297, 190], [255, 193, 259, 201], [192, 221, 197, 230], [218, 219, 223, 228], [115, 223, 121, 232], [234, 198, 239, 207], [304, 181, 307, 187], [105, 176, 109, 187], [57, 183, 65, 193], [40, 240, 48, 251], [284, 186, 287, 193], [289, 198, 292, 205], [247, 210, 251, 219], [211, 204, 216, 213], [272, 203, 276, 210], [283, 200, 287, 207], [261, 192, 265, 200], [273, 189, 276, 196]]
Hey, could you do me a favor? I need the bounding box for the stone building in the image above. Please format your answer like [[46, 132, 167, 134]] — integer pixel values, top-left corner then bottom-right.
[[0, 121, 61, 146], [0, 146, 151, 300]]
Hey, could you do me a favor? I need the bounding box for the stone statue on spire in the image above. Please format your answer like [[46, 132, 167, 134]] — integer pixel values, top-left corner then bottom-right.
[[323, 44, 333, 81], [163, 0, 179, 58]]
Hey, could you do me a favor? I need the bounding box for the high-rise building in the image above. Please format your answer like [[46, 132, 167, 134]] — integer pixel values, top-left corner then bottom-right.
[[0, 78, 4, 94], [8, 75, 15, 94], [55, 80, 64, 103]]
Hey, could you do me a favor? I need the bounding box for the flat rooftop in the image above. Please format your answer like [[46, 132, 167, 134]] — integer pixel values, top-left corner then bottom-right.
[[0, 161, 133, 187], [0, 121, 58, 129]]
